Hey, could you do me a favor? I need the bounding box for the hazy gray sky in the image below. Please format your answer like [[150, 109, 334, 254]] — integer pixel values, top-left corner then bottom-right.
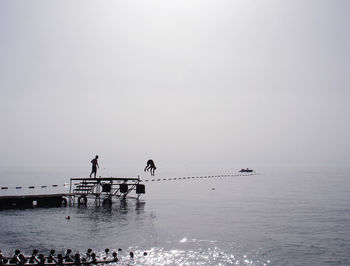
[[0, 0, 349, 172]]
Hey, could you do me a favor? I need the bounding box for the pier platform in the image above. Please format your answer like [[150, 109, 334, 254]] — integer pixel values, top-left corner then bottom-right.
[[69, 177, 145, 206], [0, 193, 68, 210]]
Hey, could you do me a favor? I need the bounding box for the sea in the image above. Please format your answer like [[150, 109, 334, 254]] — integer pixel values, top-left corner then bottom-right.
[[0, 163, 349, 265]]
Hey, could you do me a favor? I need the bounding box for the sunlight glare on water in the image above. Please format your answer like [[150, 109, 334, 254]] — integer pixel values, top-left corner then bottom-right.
[[110, 246, 268, 265]]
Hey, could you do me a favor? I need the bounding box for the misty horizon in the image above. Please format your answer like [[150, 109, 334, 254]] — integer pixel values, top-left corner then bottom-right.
[[1, 1, 349, 174]]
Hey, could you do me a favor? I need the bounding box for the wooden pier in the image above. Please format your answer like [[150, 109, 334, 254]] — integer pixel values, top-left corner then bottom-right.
[[0, 194, 68, 210], [0, 176, 145, 210]]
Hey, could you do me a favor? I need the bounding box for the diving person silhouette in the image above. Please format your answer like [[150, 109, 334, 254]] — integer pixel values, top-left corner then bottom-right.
[[144, 159, 156, 176]]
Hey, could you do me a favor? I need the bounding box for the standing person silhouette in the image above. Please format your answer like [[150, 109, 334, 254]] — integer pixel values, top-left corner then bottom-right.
[[89, 155, 99, 178], [144, 159, 156, 176]]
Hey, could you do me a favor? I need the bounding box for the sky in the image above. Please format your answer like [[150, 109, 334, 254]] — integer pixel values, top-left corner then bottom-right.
[[0, 0, 349, 174]]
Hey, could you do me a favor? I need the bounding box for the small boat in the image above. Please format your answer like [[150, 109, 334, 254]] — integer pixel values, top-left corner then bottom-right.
[[239, 168, 253, 173]]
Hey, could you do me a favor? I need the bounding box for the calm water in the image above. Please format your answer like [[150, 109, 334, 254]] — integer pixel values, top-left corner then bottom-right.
[[0, 164, 350, 265]]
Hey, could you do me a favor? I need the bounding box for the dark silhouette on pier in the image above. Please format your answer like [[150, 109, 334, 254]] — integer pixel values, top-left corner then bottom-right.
[[144, 159, 156, 176], [89, 155, 99, 178]]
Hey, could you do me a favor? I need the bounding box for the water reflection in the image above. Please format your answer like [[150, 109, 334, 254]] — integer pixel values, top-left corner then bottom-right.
[[0, 198, 155, 254], [136, 200, 145, 215], [73, 199, 146, 224]]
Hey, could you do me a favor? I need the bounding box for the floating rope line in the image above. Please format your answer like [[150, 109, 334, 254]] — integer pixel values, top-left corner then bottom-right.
[[1, 183, 69, 190], [1, 174, 257, 190], [142, 173, 256, 182]]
